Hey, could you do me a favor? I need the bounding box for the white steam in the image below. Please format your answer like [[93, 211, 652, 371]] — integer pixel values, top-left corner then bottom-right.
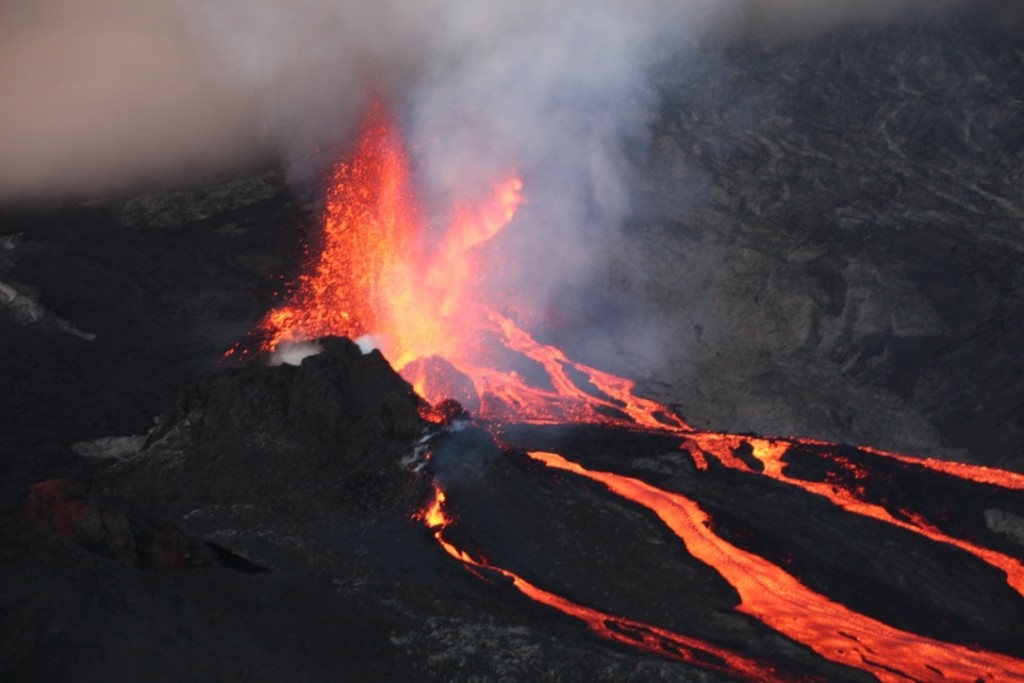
[[268, 340, 323, 366], [354, 335, 382, 355]]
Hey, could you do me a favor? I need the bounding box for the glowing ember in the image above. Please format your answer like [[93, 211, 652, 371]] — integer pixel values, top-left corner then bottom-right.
[[860, 445, 1024, 491], [418, 485, 447, 529]]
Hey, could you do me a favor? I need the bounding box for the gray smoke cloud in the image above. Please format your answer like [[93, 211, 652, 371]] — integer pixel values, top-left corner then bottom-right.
[[0, 1, 265, 197], [400, 0, 712, 315], [0, 0, 983, 200]]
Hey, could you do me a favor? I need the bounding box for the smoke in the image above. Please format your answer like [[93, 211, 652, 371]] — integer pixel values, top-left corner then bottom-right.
[[0, 0, 984, 200], [0, 0, 987, 371], [268, 340, 323, 367], [396, 1, 703, 322], [0, 0, 991, 372], [0, 1, 259, 197]]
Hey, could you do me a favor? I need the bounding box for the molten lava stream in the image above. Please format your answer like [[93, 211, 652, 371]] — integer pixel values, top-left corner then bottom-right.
[[859, 445, 1024, 491], [418, 487, 790, 683], [475, 310, 691, 432], [688, 433, 1024, 599], [528, 450, 1024, 682], [432, 311, 691, 430], [726, 435, 1024, 492]]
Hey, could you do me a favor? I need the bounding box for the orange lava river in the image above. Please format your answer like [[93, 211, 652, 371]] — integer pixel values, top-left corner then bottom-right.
[[238, 102, 1024, 681], [527, 451, 1024, 682], [419, 487, 789, 683]]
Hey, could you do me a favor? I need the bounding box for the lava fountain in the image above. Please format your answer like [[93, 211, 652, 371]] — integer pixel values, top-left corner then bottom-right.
[[236, 101, 1024, 681], [242, 100, 522, 373], [240, 100, 687, 431]]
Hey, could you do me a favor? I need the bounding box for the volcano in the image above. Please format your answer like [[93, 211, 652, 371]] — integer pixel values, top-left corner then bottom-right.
[[2, 10, 1024, 683]]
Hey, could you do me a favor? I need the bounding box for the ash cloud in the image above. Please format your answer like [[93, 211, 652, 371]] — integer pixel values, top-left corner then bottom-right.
[[0, 0, 413, 198], [0, 1, 263, 197], [0, 0, 982, 199]]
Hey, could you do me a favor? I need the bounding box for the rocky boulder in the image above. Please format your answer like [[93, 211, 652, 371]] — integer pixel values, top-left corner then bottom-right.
[[104, 337, 427, 518]]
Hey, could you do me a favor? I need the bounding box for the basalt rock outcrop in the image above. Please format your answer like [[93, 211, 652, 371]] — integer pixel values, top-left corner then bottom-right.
[[576, 13, 1024, 470], [98, 337, 427, 518]]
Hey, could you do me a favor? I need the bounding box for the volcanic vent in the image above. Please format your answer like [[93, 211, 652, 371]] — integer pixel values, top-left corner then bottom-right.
[[227, 102, 1024, 681]]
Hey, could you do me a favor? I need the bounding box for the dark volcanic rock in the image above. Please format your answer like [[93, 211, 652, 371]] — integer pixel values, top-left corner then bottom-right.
[[108, 337, 426, 518], [116, 168, 291, 229], [152, 337, 421, 451], [0, 555, 417, 683], [565, 14, 1024, 470], [1, 356, 756, 683], [0, 167, 308, 505], [4, 478, 264, 573]]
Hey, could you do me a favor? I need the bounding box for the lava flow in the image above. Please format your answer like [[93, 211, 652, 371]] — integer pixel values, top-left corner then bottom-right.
[[417, 485, 790, 683], [687, 433, 1024, 599], [239, 101, 1024, 680], [528, 450, 1024, 682]]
